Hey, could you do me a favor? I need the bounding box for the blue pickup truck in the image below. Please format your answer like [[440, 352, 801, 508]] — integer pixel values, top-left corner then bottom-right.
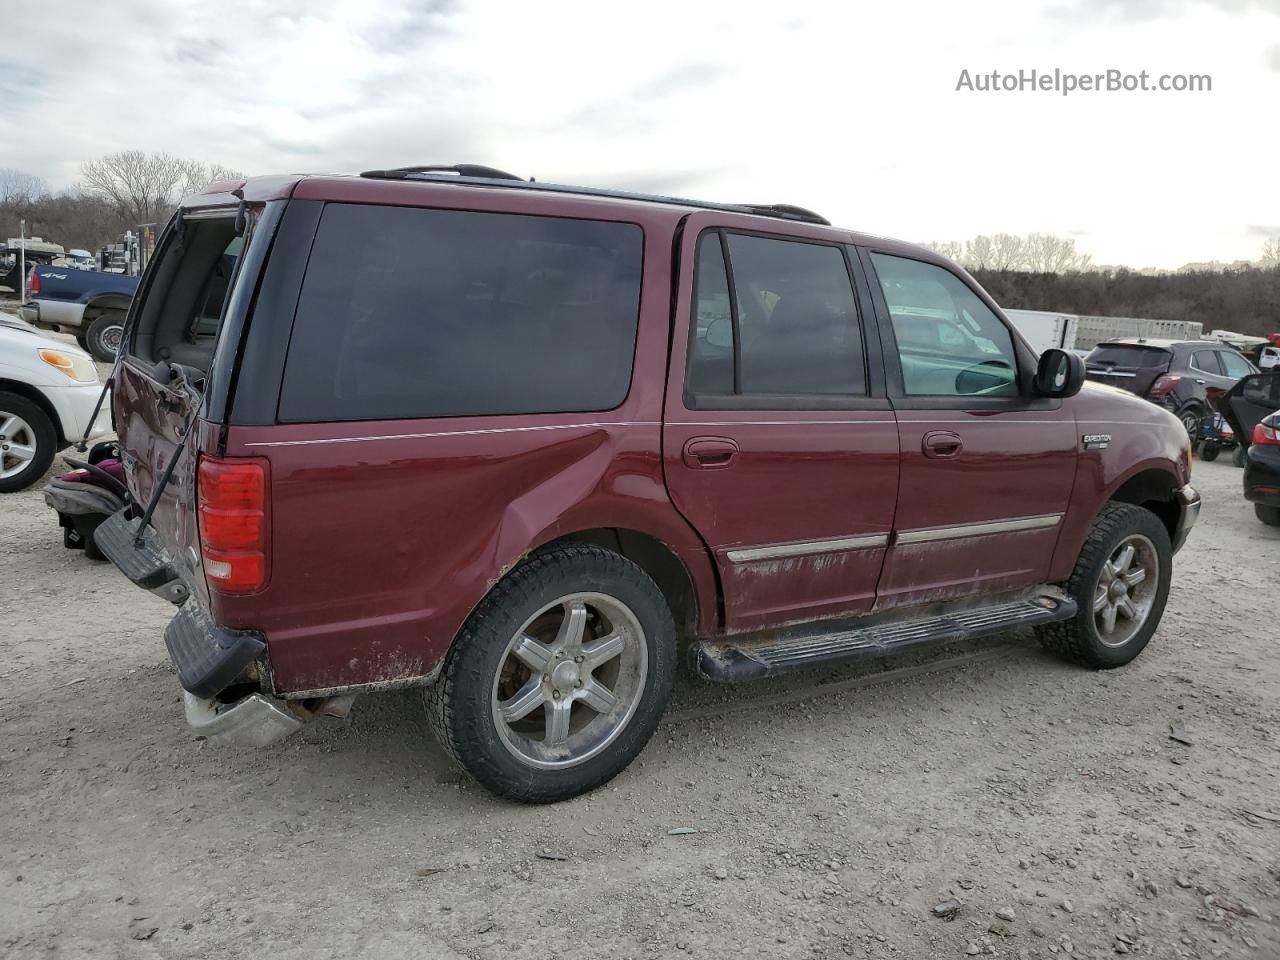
[[19, 266, 138, 362]]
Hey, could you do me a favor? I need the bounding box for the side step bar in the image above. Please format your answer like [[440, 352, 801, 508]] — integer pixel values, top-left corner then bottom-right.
[[694, 596, 1076, 683]]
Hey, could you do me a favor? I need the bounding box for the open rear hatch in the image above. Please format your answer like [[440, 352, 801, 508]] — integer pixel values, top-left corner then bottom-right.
[[1085, 342, 1173, 396]]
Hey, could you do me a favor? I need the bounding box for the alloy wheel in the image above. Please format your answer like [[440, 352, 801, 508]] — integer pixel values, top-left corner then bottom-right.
[[490, 592, 648, 769], [1092, 534, 1159, 647], [0, 412, 38, 480]]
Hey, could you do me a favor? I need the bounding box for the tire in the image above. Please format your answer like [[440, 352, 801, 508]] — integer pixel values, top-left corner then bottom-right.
[[427, 544, 677, 803], [1233, 446, 1247, 468], [0, 392, 58, 493], [1257, 504, 1280, 527], [1198, 443, 1220, 462], [85, 311, 125, 363], [1177, 405, 1203, 441], [1036, 502, 1172, 669], [74, 330, 91, 353]]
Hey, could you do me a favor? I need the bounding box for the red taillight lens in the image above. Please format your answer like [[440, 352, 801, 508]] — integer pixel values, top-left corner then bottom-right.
[[197, 456, 268, 593], [29, 270, 40, 296], [1252, 421, 1280, 446], [1148, 374, 1181, 397]]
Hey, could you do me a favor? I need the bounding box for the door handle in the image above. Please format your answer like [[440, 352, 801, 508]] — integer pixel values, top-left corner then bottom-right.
[[1195, 378, 1206, 385], [923, 430, 963, 458], [683, 437, 739, 469]]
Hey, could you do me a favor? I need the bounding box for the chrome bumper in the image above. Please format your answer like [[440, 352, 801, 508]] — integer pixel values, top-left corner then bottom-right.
[[1173, 483, 1201, 553], [183, 691, 303, 747]]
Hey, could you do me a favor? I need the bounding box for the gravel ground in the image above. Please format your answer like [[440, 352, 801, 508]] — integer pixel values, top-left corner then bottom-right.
[[1, 346, 1278, 958]]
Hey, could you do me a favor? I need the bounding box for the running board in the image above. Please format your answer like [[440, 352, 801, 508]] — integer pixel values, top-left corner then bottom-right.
[[694, 596, 1076, 683]]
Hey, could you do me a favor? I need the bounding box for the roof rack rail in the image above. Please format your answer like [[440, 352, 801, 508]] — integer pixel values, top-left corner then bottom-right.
[[360, 164, 526, 182], [356, 165, 830, 227]]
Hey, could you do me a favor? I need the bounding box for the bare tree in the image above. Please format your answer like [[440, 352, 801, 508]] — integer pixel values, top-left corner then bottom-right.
[[963, 235, 995, 270], [1024, 233, 1093, 272], [0, 168, 48, 205], [1262, 235, 1280, 268], [988, 233, 1028, 271], [81, 150, 244, 226], [921, 240, 963, 261]]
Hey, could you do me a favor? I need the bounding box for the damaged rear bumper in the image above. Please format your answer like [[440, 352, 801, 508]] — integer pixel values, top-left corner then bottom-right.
[[184, 691, 303, 747]]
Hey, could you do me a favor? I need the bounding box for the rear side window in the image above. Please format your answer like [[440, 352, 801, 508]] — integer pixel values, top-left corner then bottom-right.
[[1088, 345, 1172, 368], [278, 204, 643, 423], [686, 230, 865, 398], [1192, 350, 1222, 374]]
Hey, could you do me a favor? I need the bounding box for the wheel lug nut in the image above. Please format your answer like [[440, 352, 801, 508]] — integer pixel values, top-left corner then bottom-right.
[[574, 656, 583, 664], [552, 690, 561, 700], [542, 674, 550, 683], [574, 680, 583, 688]]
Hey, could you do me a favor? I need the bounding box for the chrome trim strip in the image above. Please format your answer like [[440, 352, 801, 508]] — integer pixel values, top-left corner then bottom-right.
[[895, 513, 1063, 545], [244, 421, 661, 447], [726, 533, 890, 563]]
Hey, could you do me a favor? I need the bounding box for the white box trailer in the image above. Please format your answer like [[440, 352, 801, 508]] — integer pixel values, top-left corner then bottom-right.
[[1003, 310, 1079, 355], [1003, 309, 1204, 353]]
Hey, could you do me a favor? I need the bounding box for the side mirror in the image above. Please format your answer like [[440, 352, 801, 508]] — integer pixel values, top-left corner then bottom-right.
[[1034, 348, 1085, 398]]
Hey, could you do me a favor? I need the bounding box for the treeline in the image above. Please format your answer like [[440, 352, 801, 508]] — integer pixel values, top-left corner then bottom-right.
[[1, 151, 241, 254], [972, 266, 1280, 338]]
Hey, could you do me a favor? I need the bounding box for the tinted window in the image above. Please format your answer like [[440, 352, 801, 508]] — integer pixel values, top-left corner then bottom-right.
[[1087, 345, 1172, 369], [871, 253, 1018, 397], [1219, 350, 1254, 378], [278, 205, 642, 422], [686, 231, 864, 397], [1192, 350, 1222, 374]]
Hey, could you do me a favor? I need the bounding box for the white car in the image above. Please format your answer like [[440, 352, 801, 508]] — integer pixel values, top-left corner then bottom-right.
[[0, 313, 111, 492]]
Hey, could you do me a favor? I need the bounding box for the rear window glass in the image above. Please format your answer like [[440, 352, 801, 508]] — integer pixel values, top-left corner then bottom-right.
[[278, 204, 643, 423], [1087, 346, 1171, 368]]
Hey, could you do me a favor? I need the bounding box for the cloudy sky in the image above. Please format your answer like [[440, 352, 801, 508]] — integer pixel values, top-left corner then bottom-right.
[[3, 0, 1278, 268]]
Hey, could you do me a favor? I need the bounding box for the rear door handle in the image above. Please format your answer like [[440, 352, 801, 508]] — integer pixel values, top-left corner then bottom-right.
[[1195, 378, 1206, 385], [683, 437, 739, 469], [923, 430, 963, 458]]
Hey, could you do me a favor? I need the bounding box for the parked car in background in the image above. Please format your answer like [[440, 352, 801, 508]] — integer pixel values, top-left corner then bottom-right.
[[58, 249, 97, 271], [1, 238, 65, 293], [17, 265, 139, 362], [1085, 338, 1258, 437], [1215, 372, 1280, 526], [0, 312, 111, 492], [95, 167, 1198, 803]]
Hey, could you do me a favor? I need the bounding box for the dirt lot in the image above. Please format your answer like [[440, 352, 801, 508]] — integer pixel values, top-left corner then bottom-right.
[[2, 359, 1278, 958]]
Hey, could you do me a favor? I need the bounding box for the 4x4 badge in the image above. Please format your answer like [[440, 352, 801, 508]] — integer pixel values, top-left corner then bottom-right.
[[1082, 433, 1111, 450]]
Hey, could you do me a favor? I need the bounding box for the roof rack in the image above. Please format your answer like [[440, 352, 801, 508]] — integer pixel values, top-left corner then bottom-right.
[[357, 165, 831, 226]]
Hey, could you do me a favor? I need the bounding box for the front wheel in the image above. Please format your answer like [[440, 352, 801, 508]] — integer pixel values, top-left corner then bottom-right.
[[427, 544, 676, 803], [1037, 502, 1172, 668], [1257, 504, 1280, 527], [1177, 406, 1203, 441], [0, 392, 57, 492]]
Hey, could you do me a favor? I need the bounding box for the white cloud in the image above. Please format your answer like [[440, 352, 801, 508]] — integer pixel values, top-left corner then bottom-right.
[[1, 0, 1277, 267]]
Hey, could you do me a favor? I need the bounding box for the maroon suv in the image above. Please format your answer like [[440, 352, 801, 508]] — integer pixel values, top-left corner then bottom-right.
[[96, 165, 1200, 802]]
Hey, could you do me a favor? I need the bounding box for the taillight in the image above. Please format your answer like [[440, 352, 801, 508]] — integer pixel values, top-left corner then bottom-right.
[[1148, 374, 1181, 397], [197, 456, 268, 593], [29, 270, 40, 296], [1252, 420, 1280, 446]]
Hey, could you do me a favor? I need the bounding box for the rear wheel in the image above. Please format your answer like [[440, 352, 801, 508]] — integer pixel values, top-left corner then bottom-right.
[[1257, 504, 1280, 527], [1037, 502, 1172, 668], [0, 392, 57, 493], [1197, 442, 1220, 462], [1177, 405, 1203, 441], [427, 544, 677, 803], [85, 311, 124, 363]]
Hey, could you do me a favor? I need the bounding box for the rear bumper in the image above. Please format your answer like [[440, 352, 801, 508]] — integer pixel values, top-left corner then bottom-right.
[[1173, 483, 1201, 553], [184, 691, 302, 747], [1244, 446, 1280, 505]]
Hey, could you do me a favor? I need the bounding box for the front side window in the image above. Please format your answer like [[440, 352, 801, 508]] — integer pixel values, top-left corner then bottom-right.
[[1219, 350, 1254, 378], [279, 204, 643, 423], [686, 230, 865, 398], [870, 253, 1019, 398]]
